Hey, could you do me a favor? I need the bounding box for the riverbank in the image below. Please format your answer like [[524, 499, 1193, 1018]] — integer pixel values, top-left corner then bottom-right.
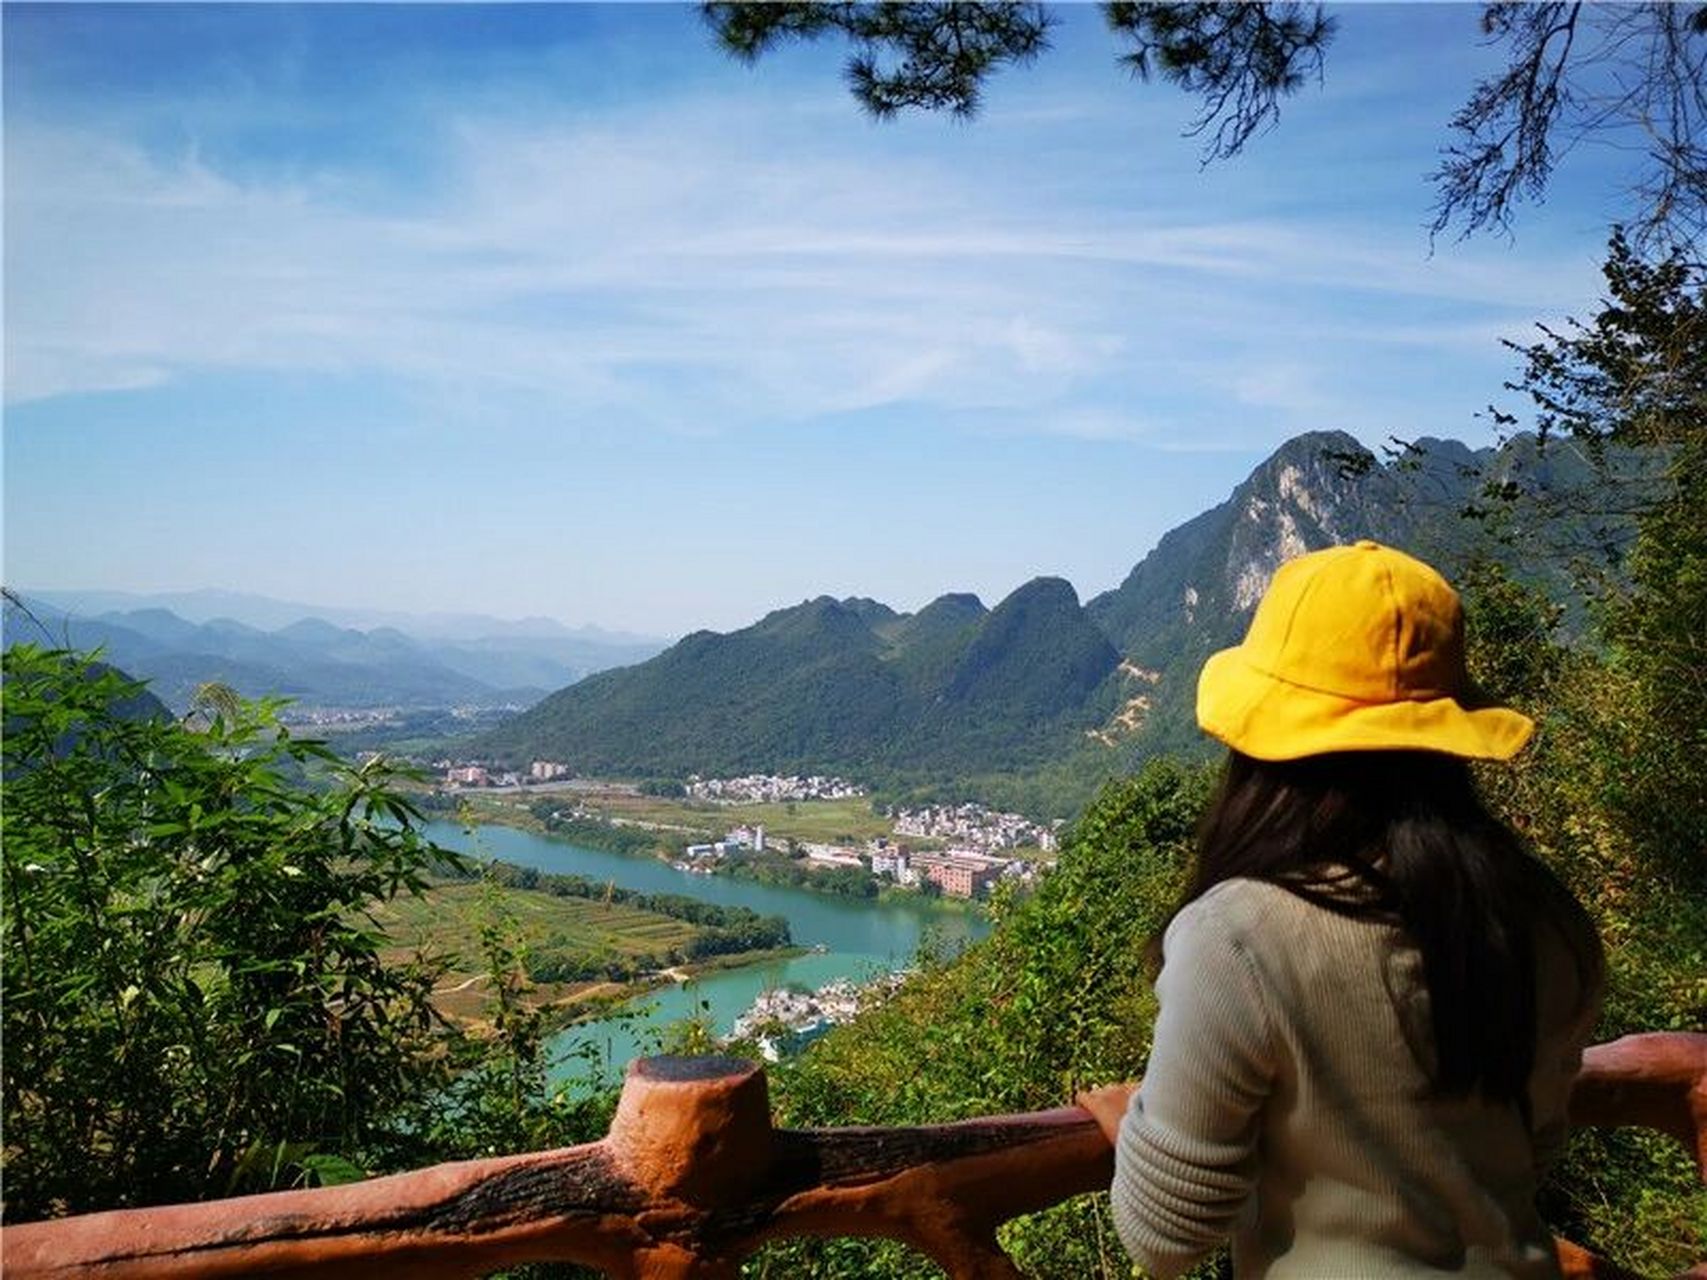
[[374, 865, 799, 1038], [431, 793, 986, 919], [711, 850, 991, 919], [430, 944, 808, 1039], [415, 818, 992, 1082]]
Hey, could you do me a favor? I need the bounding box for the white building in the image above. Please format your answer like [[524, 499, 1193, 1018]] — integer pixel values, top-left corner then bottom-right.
[[870, 848, 909, 879], [724, 824, 766, 852], [802, 843, 864, 870]]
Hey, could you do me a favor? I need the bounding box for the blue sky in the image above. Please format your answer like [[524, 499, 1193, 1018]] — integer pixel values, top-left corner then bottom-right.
[[4, 4, 1639, 636]]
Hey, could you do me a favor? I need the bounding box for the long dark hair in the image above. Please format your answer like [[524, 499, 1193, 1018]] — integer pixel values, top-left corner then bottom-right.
[[1172, 749, 1602, 1108]]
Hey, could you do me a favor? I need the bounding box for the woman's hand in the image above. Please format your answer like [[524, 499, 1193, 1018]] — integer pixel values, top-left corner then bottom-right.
[[1075, 1082, 1138, 1146]]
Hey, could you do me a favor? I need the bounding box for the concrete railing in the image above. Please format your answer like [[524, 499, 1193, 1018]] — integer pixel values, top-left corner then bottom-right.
[[3, 1032, 1703, 1279]]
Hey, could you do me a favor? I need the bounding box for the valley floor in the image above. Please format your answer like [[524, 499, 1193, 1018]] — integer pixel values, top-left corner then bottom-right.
[[372, 878, 800, 1036]]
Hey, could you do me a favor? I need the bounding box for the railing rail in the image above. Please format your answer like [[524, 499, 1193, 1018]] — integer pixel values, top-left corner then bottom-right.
[[3, 1032, 1703, 1279]]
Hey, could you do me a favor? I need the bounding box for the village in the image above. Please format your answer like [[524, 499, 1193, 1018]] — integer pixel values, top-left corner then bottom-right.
[[730, 972, 910, 1062], [674, 781, 1059, 898], [685, 774, 865, 804], [677, 828, 1043, 899], [434, 766, 1054, 900], [440, 759, 573, 788]]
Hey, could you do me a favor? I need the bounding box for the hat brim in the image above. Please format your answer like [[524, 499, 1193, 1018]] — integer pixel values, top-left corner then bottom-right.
[[1197, 645, 1535, 762]]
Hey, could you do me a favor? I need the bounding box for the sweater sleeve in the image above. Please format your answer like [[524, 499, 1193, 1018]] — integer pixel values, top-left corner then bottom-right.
[[1112, 890, 1277, 1279]]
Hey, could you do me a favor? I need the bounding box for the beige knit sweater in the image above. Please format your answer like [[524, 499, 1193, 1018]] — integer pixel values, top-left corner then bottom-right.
[[1111, 878, 1599, 1279]]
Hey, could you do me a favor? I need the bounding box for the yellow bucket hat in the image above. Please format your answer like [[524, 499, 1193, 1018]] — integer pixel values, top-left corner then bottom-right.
[[1196, 540, 1534, 761]]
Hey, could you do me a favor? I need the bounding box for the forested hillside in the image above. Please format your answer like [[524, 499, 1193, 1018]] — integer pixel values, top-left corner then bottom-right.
[[478, 576, 1123, 780], [477, 429, 1636, 802]]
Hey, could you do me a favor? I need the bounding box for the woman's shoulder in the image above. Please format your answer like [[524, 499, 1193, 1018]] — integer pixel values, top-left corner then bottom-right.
[[1182, 877, 1328, 930], [1168, 877, 1388, 959], [1163, 879, 1300, 959]]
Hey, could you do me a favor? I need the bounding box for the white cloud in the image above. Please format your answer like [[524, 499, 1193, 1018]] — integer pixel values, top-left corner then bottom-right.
[[1036, 409, 1153, 443], [4, 92, 1603, 451], [1232, 362, 1339, 418]]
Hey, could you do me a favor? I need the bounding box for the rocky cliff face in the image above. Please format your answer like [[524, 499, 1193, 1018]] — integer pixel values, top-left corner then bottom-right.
[[1083, 430, 1615, 757], [1087, 430, 1475, 661]]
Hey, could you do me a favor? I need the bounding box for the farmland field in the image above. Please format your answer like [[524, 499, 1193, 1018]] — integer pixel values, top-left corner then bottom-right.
[[443, 787, 952, 860], [371, 881, 709, 1028], [375, 881, 704, 964]]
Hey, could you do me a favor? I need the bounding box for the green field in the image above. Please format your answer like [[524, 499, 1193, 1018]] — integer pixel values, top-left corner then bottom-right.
[[447, 787, 910, 849], [374, 881, 703, 966], [445, 787, 960, 863], [372, 880, 708, 1028], [566, 790, 900, 845]]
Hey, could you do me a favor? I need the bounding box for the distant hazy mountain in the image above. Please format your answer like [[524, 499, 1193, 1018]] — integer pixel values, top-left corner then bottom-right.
[[475, 431, 1634, 782], [3, 596, 665, 714], [19, 587, 663, 647]]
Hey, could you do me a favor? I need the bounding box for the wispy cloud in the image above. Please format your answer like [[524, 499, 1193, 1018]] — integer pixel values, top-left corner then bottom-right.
[[6, 85, 1600, 455]]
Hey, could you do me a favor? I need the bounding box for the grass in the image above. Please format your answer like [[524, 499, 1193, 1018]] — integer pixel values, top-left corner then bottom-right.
[[437, 786, 953, 855], [558, 789, 897, 846], [372, 880, 707, 1030], [375, 881, 704, 964]]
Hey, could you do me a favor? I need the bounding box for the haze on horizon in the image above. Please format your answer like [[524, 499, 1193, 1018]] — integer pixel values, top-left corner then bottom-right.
[[3, 4, 1641, 636]]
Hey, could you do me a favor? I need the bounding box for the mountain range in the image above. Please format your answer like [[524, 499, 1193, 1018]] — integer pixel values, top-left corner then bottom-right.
[[3, 595, 666, 713], [478, 430, 1632, 790], [17, 587, 659, 646]]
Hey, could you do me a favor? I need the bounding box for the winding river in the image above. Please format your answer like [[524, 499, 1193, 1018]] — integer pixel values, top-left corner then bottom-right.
[[422, 820, 991, 1083]]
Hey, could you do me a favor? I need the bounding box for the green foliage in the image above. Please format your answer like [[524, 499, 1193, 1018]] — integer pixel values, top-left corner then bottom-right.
[[528, 803, 666, 858], [479, 582, 1121, 787], [1, 647, 624, 1227], [1, 646, 449, 1218], [704, 2, 1056, 118], [705, 5, 1703, 249], [704, 0, 1336, 162], [381, 872, 618, 1172], [1103, 1, 1334, 160], [1462, 236, 1707, 1274], [1431, 6, 1707, 248], [1460, 565, 1707, 1276], [717, 850, 879, 899]]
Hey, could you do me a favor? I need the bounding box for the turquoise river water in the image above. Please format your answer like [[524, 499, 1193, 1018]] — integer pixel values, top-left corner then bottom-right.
[[421, 820, 991, 1084]]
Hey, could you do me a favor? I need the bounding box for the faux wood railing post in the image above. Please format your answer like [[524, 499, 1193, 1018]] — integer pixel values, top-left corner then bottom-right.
[[604, 1056, 774, 1278], [2, 1034, 1703, 1279]]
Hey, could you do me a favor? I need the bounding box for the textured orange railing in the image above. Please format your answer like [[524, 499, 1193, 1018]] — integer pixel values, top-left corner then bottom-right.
[[3, 1032, 1702, 1279]]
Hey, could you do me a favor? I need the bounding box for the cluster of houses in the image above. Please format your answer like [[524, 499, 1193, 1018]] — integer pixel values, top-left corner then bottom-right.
[[279, 706, 397, 728], [868, 842, 1026, 898], [890, 802, 1059, 853], [685, 773, 866, 804], [439, 759, 571, 789], [730, 973, 908, 1061], [675, 823, 1035, 899], [433, 762, 1048, 903]]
